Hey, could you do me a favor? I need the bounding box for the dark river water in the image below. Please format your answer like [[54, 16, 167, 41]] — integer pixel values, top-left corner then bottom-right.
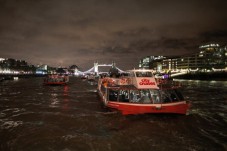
[[0, 77, 227, 151]]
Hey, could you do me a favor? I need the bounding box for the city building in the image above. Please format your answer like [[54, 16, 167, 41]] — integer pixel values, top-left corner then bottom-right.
[[139, 56, 166, 70], [0, 58, 36, 74], [139, 43, 227, 72], [36, 64, 48, 75]]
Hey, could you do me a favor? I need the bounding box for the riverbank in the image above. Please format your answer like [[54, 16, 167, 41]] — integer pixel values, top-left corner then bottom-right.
[[1, 71, 227, 82], [174, 71, 227, 81], [0, 74, 45, 81]]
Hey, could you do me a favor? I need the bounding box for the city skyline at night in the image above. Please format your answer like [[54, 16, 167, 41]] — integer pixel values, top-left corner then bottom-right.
[[1, 41, 226, 75]]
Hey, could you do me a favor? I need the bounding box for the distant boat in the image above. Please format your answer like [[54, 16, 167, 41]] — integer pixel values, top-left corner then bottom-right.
[[81, 75, 87, 80], [43, 74, 69, 86], [13, 77, 19, 80], [87, 74, 96, 82], [0, 77, 4, 82], [97, 69, 190, 115], [2, 76, 14, 80]]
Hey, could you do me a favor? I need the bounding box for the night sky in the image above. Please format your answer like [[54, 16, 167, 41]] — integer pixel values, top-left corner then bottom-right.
[[0, 0, 227, 71]]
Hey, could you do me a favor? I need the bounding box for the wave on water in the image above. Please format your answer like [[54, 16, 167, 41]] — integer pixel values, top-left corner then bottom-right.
[[1, 120, 23, 130], [1, 78, 227, 151]]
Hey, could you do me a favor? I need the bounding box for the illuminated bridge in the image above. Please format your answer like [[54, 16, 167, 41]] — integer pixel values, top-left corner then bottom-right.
[[75, 61, 126, 75]]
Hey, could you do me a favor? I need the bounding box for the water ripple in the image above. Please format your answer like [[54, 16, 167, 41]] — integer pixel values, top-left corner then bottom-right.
[[1, 120, 23, 129]]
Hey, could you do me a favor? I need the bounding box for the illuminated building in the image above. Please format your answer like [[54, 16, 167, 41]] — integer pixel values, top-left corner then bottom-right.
[[139, 43, 227, 71], [0, 58, 36, 74], [139, 56, 165, 70]]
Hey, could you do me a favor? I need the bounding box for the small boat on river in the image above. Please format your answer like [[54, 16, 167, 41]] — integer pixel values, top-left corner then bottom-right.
[[87, 74, 96, 82], [43, 74, 69, 86], [0, 77, 4, 82], [97, 69, 190, 115]]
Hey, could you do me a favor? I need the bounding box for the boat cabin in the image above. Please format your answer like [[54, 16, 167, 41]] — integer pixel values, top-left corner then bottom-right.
[[99, 69, 185, 104], [104, 86, 184, 104]]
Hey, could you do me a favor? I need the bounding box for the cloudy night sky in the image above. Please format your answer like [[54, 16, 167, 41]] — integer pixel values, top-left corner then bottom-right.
[[0, 0, 227, 71]]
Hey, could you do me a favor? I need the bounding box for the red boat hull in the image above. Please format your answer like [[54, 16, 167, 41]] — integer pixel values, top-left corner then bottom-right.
[[106, 101, 190, 115]]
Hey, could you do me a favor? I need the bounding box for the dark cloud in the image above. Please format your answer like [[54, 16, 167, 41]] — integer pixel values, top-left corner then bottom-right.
[[200, 30, 227, 43], [0, 0, 227, 70]]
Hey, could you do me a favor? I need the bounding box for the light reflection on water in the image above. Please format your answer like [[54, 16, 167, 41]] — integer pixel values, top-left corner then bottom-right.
[[0, 77, 227, 151]]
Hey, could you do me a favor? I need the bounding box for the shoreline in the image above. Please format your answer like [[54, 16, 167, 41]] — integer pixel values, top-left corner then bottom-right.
[[173, 71, 227, 81]]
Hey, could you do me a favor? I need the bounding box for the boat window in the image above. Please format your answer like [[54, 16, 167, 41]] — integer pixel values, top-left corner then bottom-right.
[[119, 90, 129, 102], [150, 89, 161, 104], [160, 90, 172, 103], [129, 90, 140, 103], [139, 89, 152, 104], [129, 89, 153, 104], [174, 89, 184, 100], [160, 89, 179, 103], [135, 72, 153, 77], [168, 90, 179, 102], [108, 89, 118, 101]]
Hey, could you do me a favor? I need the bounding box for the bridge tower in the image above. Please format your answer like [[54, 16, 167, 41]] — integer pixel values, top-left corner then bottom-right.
[[112, 61, 116, 67], [94, 61, 98, 75]]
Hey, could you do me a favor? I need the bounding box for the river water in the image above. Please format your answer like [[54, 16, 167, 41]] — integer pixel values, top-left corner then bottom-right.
[[0, 77, 227, 151]]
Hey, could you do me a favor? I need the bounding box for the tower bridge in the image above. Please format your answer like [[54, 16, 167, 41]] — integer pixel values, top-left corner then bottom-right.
[[74, 61, 190, 77], [75, 61, 126, 75]]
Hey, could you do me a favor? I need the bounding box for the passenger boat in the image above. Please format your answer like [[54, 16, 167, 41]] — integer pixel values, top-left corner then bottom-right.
[[0, 77, 4, 82], [81, 75, 87, 80], [97, 69, 190, 115], [43, 74, 69, 85], [87, 74, 96, 82]]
